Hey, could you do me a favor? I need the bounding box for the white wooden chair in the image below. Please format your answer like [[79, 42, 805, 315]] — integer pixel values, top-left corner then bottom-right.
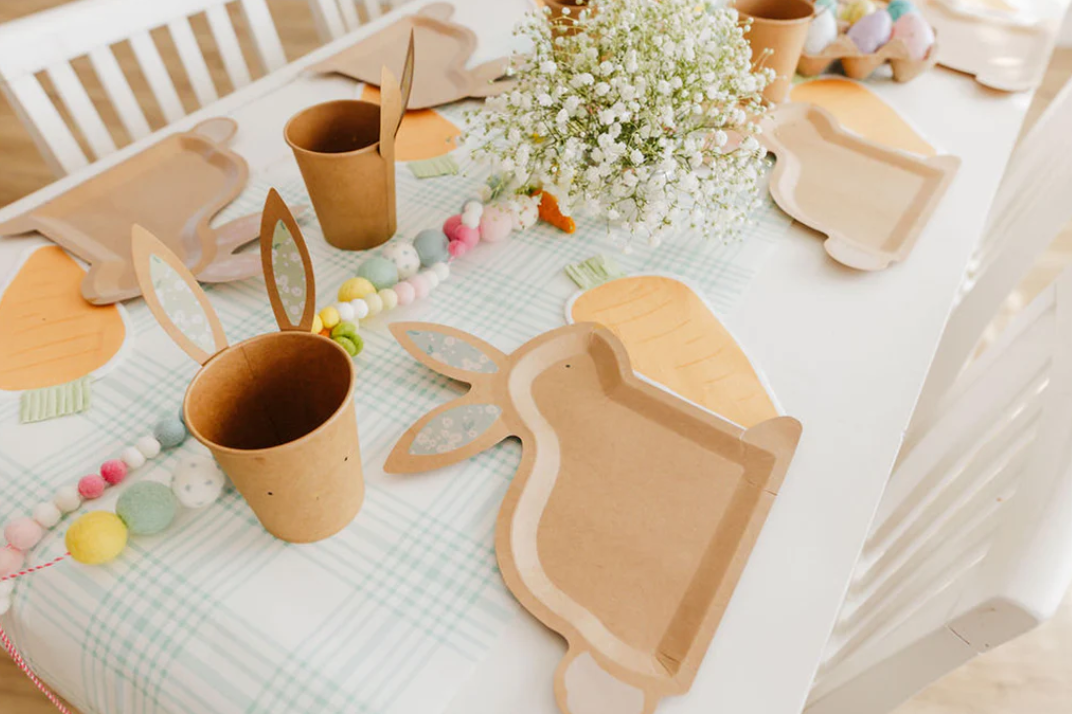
[[806, 263, 1072, 714], [306, 0, 412, 41], [911, 73, 1072, 430], [0, 0, 287, 176]]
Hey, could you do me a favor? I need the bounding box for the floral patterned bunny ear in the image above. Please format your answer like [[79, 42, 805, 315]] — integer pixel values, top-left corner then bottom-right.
[[132, 224, 229, 365], [260, 188, 316, 333]]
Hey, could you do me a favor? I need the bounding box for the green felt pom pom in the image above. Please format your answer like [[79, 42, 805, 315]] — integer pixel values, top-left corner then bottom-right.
[[886, 0, 915, 20], [356, 257, 399, 290], [116, 482, 178, 536], [153, 417, 187, 449], [413, 229, 450, 267]]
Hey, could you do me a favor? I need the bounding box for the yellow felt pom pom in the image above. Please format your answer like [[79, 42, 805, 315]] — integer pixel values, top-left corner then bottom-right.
[[66, 511, 128, 565], [319, 306, 340, 330], [311, 314, 323, 334], [338, 277, 376, 302]]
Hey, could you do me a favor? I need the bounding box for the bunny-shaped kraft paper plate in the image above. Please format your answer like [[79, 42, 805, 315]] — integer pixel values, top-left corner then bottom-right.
[[385, 321, 802, 714], [309, 2, 514, 108], [0, 118, 282, 305], [132, 189, 363, 544]]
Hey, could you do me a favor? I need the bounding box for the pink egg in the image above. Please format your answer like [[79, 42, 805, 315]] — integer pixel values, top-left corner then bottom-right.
[[78, 474, 106, 500], [4, 518, 44, 551], [892, 12, 934, 60], [408, 275, 430, 300], [394, 281, 416, 306], [480, 206, 514, 243], [847, 8, 892, 54], [0, 547, 25, 578]]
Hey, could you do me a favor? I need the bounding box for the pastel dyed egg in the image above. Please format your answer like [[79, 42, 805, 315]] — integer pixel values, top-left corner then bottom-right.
[[413, 229, 450, 266], [804, 7, 839, 55], [886, 0, 916, 21], [892, 12, 935, 60], [847, 8, 892, 54], [172, 455, 226, 509], [66, 511, 128, 565], [480, 206, 514, 243], [382, 242, 421, 279], [840, 0, 876, 24], [356, 257, 399, 290], [116, 482, 177, 536], [338, 277, 376, 302]]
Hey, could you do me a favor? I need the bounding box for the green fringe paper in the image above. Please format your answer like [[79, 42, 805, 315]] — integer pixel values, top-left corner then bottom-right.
[[408, 156, 460, 178], [20, 377, 92, 423], [565, 255, 626, 290]]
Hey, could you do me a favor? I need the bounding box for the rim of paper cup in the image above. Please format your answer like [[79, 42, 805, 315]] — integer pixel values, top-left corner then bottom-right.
[[284, 99, 382, 157], [183, 331, 357, 456], [736, 0, 815, 23]]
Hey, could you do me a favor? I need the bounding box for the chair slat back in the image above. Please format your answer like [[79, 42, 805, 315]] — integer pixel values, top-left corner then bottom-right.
[[913, 77, 1072, 425], [808, 267, 1072, 714], [0, 0, 287, 174], [306, 0, 413, 41]]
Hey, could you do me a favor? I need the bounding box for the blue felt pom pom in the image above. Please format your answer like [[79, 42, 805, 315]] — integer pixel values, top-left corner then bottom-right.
[[153, 417, 188, 449]]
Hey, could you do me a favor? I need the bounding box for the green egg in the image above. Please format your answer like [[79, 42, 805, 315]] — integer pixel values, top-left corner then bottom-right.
[[116, 482, 178, 536], [356, 256, 399, 290]]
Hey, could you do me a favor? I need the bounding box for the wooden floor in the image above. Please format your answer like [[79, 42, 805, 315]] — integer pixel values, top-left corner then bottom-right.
[[1, 1, 1071, 712]]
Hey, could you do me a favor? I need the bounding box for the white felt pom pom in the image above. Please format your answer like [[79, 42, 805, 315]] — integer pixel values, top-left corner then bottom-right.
[[335, 301, 355, 321], [350, 299, 369, 320], [463, 200, 484, 216], [432, 262, 450, 282], [172, 455, 227, 509], [420, 270, 440, 290], [136, 436, 161, 459], [461, 210, 481, 229], [121, 446, 146, 470], [33, 502, 62, 529], [54, 485, 82, 513]]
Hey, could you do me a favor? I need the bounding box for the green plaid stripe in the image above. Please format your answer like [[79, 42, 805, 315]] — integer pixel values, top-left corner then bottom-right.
[[0, 96, 791, 713]]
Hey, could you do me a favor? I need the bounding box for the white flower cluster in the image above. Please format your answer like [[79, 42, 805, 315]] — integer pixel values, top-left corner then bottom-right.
[[466, 0, 773, 245]]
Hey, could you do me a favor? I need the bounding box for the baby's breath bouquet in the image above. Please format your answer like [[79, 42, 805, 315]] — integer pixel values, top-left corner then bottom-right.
[[466, 0, 773, 246]]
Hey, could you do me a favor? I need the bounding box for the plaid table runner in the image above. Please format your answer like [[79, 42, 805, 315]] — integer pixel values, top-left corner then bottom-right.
[[0, 107, 792, 713]]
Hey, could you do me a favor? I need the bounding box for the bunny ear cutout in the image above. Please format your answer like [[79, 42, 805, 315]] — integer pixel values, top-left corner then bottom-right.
[[132, 224, 228, 365], [260, 188, 316, 332], [391, 321, 508, 383], [398, 30, 416, 134], [379, 64, 403, 164], [385, 395, 510, 474]]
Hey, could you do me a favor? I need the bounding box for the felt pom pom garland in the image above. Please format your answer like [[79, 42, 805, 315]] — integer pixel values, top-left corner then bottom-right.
[[0, 414, 230, 714], [312, 199, 513, 349]]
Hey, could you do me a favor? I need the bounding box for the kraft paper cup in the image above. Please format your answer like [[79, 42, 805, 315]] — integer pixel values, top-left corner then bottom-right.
[[183, 331, 363, 543], [737, 0, 815, 104], [285, 100, 396, 251]]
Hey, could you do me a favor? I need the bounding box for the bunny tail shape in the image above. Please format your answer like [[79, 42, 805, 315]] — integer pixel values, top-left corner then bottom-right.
[[556, 648, 654, 714]]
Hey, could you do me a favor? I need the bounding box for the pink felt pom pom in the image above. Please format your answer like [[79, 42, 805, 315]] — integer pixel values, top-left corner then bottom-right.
[[448, 241, 470, 258], [0, 546, 25, 578], [408, 275, 430, 300], [480, 206, 514, 243], [4, 518, 44, 551], [394, 281, 416, 306], [444, 214, 479, 245], [100, 459, 128, 486], [78, 474, 106, 500]]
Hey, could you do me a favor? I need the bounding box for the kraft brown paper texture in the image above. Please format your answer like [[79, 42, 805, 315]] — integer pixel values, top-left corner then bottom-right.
[[385, 321, 802, 714]]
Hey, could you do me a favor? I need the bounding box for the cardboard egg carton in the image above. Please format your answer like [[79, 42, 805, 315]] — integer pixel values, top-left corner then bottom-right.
[[797, 25, 939, 82]]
